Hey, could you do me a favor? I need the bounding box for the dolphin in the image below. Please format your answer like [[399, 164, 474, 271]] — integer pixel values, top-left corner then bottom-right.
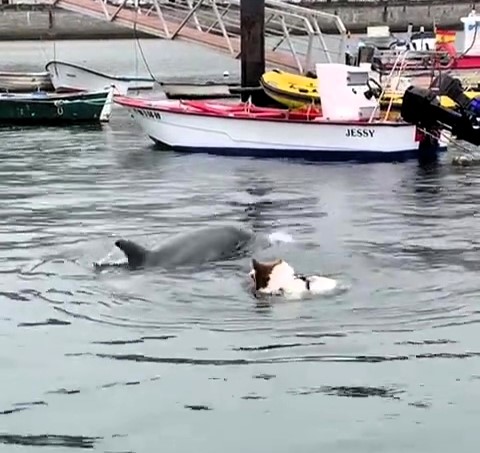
[[112, 225, 254, 270]]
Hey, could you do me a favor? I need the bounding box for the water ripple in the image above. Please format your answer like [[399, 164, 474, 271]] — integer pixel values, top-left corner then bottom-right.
[[0, 434, 101, 449], [1, 67, 480, 451]]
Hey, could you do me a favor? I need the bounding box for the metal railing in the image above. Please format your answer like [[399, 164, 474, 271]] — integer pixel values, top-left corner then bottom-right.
[[54, 0, 348, 72]]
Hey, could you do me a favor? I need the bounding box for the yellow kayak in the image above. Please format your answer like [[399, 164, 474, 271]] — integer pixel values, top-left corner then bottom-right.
[[261, 69, 480, 111]]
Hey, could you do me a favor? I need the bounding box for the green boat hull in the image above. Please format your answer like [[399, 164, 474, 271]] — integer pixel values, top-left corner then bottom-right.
[[0, 90, 109, 124]]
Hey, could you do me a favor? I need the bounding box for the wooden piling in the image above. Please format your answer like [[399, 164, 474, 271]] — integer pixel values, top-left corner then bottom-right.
[[240, 0, 266, 103]]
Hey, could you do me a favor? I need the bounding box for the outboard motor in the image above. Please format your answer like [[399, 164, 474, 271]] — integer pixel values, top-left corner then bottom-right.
[[400, 86, 442, 164], [401, 85, 480, 146], [437, 75, 480, 128], [401, 86, 443, 128]]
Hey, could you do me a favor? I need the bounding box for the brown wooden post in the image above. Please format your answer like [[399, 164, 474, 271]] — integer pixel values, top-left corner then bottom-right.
[[240, 0, 265, 103]]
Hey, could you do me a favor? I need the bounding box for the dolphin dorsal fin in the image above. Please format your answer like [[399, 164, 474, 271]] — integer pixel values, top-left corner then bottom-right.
[[115, 239, 148, 269]]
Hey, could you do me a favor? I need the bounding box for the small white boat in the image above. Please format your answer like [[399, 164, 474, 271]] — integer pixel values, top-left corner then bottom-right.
[[114, 63, 446, 163], [45, 60, 155, 96], [0, 70, 53, 92]]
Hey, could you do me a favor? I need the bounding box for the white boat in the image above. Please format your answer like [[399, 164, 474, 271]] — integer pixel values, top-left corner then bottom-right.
[[45, 60, 155, 96], [0, 70, 53, 92], [114, 63, 447, 163]]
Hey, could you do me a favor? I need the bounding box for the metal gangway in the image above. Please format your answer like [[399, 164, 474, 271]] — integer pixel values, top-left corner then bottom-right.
[[51, 0, 348, 72]]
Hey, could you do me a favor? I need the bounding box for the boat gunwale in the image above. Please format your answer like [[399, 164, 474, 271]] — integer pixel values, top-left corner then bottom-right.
[[114, 96, 412, 127], [45, 60, 155, 83], [0, 89, 110, 103], [0, 71, 50, 78]]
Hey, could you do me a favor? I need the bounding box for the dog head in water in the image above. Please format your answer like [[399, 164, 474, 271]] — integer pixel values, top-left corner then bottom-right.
[[248, 258, 294, 295]]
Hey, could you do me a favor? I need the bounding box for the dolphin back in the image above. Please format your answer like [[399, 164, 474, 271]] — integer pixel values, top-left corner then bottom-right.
[[147, 225, 254, 268]]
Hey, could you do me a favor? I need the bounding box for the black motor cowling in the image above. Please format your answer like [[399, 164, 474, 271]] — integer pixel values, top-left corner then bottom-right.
[[401, 86, 441, 129], [438, 76, 471, 109], [401, 85, 480, 146]]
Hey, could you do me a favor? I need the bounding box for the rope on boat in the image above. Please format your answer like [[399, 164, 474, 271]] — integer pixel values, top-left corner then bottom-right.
[[450, 145, 480, 166], [418, 125, 480, 166], [132, 6, 162, 86], [54, 100, 64, 116], [9, 99, 113, 106], [458, 20, 479, 60], [244, 96, 253, 114], [300, 99, 317, 121]]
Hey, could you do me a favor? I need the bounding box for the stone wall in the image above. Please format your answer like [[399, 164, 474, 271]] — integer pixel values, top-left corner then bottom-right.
[[0, 0, 475, 40], [0, 4, 153, 39], [298, 0, 476, 32]]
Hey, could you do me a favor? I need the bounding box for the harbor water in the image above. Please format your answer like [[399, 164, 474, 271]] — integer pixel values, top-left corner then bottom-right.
[[1, 39, 480, 453]]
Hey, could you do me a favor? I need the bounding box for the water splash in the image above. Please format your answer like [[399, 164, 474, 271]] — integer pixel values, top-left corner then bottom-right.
[[267, 231, 294, 244]]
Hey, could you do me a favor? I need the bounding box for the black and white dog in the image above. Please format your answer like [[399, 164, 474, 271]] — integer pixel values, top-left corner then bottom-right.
[[248, 258, 338, 299]]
